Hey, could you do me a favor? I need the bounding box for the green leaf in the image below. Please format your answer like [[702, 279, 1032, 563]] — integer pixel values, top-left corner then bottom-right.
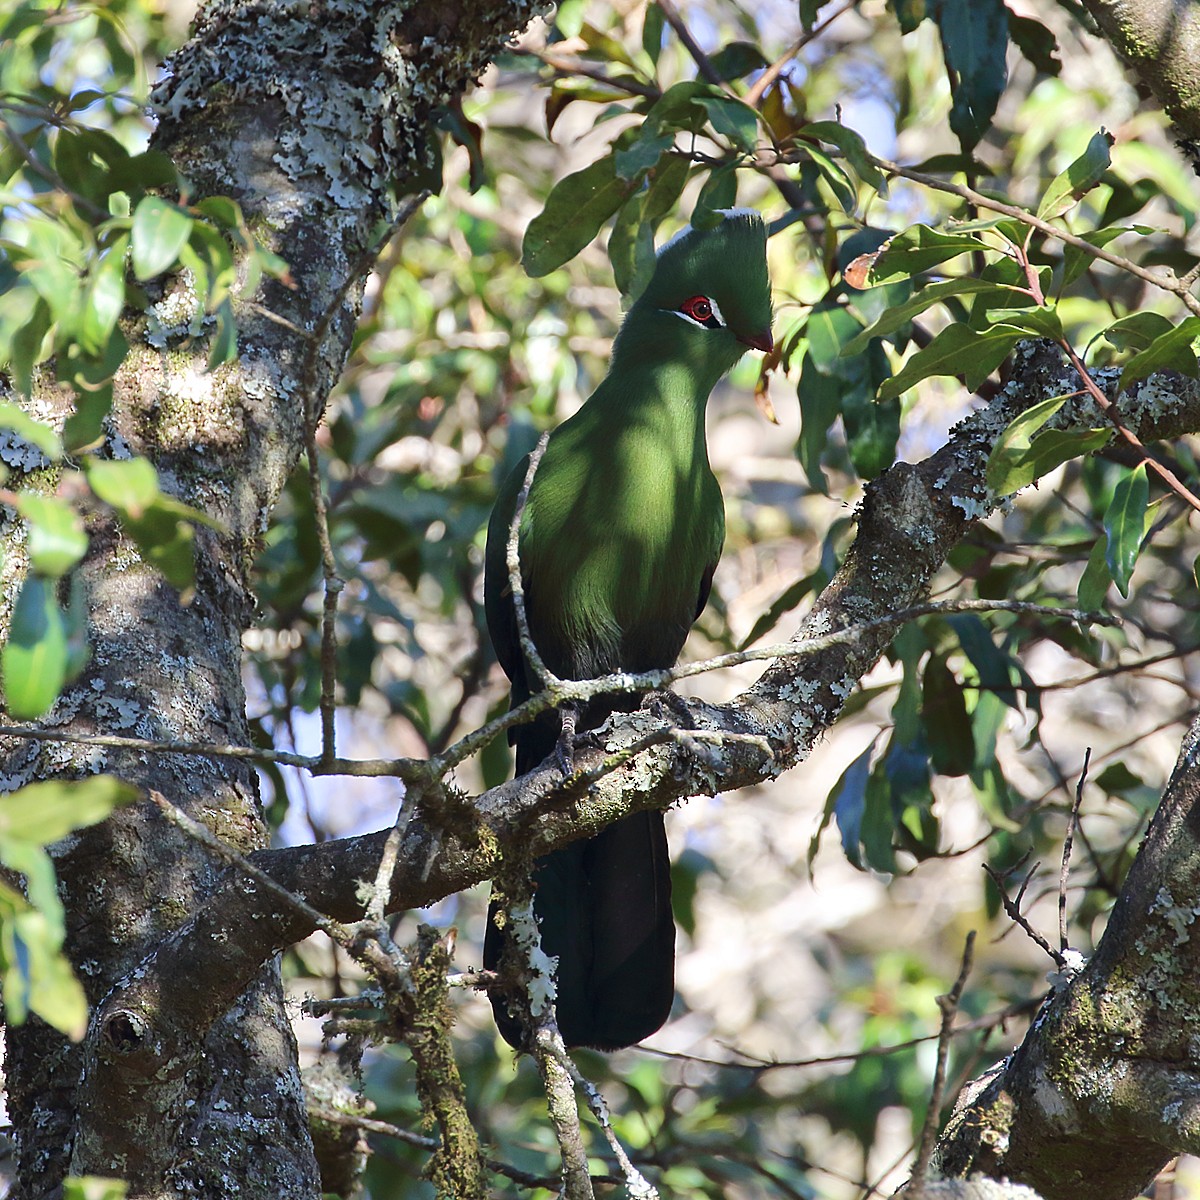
[[878, 323, 1023, 400], [986, 393, 1108, 493], [936, 0, 1008, 152], [2, 574, 68, 720], [852, 224, 991, 286], [1117, 317, 1200, 393], [1007, 11, 1061, 75], [1036, 129, 1113, 221], [796, 351, 841, 493], [693, 163, 738, 229], [0, 776, 137, 846], [830, 740, 875, 870], [953, 614, 1020, 711], [130, 196, 193, 281], [17, 495, 87, 577], [80, 235, 128, 356], [85, 458, 219, 590], [2, 292, 53, 398], [1101, 312, 1175, 353], [522, 156, 633, 276], [806, 302, 862, 372], [842, 278, 1005, 353], [86, 456, 160, 514], [207, 297, 238, 371], [1078, 536, 1111, 611], [922, 655, 974, 776], [0, 398, 61, 460], [613, 130, 674, 180], [843, 381, 899, 479], [802, 142, 856, 213], [1060, 225, 1142, 290], [609, 197, 656, 301], [802, 121, 887, 194], [1103, 463, 1147, 596], [707, 41, 769, 81], [983, 304, 1063, 340], [696, 96, 760, 152]]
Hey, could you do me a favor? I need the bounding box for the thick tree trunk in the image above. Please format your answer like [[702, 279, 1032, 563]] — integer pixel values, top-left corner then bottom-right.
[[1, 2, 543, 1196]]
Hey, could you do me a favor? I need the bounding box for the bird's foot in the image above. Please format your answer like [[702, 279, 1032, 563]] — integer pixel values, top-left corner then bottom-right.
[[555, 703, 580, 776], [641, 689, 695, 728]]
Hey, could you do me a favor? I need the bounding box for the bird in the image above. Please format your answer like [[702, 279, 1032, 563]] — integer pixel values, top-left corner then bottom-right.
[[482, 208, 773, 1051]]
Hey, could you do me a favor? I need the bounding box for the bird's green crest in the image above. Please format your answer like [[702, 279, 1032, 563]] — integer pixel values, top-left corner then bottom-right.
[[639, 208, 772, 339]]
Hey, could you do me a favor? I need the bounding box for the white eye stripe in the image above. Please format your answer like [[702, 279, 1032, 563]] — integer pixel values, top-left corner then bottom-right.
[[707, 296, 726, 326]]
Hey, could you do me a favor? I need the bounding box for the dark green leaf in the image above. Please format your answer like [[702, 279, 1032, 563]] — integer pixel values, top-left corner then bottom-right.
[[693, 163, 738, 229], [890, 0, 927, 34], [1078, 534, 1111, 610], [842, 278, 1005, 353], [802, 142, 856, 213], [922, 655, 974, 776], [831, 740, 875, 869], [609, 197, 656, 301], [796, 351, 840, 492], [951, 614, 1019, 710], [878, 323, 1022, 400], [130, 196, 193, 281], [3, 574, 67, 720], [207, 298, 238, 371], [806, 302, 862, 372], [802, 121, 887, 194], [522, 156, 632, 276], [1006, 11, 1061, 74], [642, 3, 665, 63], [983, 304, 1063, 340], [697, 96, 760, 152], [614, 130, 674, 180], [1060, 225, 1142, 290], [1101, 312, 1175, 353], [707, 41, 768, 81], [1117, 317, 1200, 392], [986, 392, 1084, 493], [936, 0, 1008, 152], [1103, 463, 1147, 596], [853, 224, 991, 286], [843, 385, 899, 479], [1036, 129, 1113, 221]]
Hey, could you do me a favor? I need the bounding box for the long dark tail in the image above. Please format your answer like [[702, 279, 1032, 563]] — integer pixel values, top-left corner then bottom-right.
[[484, 716, 675, 1050]]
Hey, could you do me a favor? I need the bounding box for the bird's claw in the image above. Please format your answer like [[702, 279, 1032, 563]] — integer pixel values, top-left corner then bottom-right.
[[555, 704, 579, 776]]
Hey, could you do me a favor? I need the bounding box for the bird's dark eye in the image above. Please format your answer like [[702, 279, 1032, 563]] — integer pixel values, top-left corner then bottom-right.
[[680, 295, 714, 322]]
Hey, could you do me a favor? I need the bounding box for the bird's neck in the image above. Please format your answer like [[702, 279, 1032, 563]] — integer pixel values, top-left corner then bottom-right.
[[588, 356, 714, 462]]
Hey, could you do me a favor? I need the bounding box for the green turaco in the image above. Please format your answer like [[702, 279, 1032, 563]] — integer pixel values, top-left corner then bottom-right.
[[484, 209, 773, 1050]]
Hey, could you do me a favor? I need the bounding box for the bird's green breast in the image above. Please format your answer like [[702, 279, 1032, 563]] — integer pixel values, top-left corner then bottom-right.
[[519, 366, 725, 680]]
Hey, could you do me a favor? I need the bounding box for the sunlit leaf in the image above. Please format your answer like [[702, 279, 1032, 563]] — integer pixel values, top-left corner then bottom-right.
[[130, 196, 193, 281]]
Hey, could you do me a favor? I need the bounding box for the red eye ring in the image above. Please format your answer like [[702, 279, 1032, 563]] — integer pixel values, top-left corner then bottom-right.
[[680, 295, 713, 321]]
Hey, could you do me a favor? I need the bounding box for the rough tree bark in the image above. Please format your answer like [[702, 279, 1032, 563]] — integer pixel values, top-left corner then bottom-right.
[[4, 4, 1200, 1200], [1, 2, 544, 1197]]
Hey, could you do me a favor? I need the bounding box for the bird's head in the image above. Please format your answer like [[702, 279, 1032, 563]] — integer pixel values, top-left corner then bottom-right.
[[619, 209, 773, 376]]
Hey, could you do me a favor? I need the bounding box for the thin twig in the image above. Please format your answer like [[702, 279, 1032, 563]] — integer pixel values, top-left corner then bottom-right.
[[984, 861, 1064, 967], [507, 432, 556, 691], [569, 1063, 658, 1198], [515, 46, 661, 99], [0, 596, 1119, 780], [865, 152, 1200, 317], [744, 0, 858, 108], [908, 931, 976, 1198], [647, 998, 1039, 1072], [657, 0, 730, 90], [1060, 748, 1090, 951], [311, 1106, 558, 1189], [148, 789, 355, 948], [298, 189, 430, 763]]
